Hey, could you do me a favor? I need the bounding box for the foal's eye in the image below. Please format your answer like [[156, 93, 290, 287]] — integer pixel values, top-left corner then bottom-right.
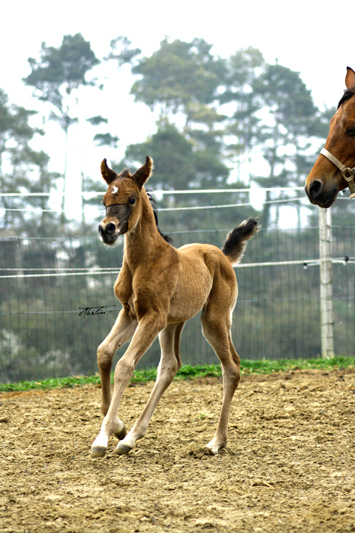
[[346, 126, 355, 135], [129, 197, 136, 205]]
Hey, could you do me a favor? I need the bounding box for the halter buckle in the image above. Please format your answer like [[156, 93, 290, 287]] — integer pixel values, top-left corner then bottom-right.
[[342, 167, 355, 182], [320, 147, 355, 199]]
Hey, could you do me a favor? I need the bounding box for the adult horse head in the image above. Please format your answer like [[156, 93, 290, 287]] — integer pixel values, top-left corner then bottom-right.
[[305, 67, 355, 208]]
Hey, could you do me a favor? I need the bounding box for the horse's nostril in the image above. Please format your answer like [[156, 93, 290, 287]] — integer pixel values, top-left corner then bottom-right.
[[98, 224, 103, 236], [106, 222, 116, 235], [309, 180, 323, 200]]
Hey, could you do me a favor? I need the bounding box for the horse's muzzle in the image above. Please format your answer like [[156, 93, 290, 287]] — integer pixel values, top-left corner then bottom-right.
[[98, 219, 129, 245], [98, 223, 118, 245], [305, 180, 338, 208]]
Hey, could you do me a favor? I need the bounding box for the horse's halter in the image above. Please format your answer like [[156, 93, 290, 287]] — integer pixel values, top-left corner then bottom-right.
[[105, 203, 134, 217], [103, 203, 135, 235], [320, 148, 355, 199]]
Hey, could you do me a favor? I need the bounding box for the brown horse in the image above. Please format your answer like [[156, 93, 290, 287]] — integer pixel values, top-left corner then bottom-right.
[[305, 67, 355, 207], [91, 157, 259, 458]]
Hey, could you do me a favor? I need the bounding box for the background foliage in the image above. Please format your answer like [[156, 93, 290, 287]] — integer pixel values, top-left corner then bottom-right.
[[2, 32, 342, 237], [0, 33, 352, 382]]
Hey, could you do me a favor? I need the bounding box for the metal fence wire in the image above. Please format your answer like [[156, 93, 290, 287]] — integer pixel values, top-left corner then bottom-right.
[[0, 226, 354, 383]]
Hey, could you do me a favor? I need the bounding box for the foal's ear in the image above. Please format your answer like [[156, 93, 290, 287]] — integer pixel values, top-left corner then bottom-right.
[[100, 159, 117, 185], [345, 67, 355, 90], [132, 156, 153, 189]]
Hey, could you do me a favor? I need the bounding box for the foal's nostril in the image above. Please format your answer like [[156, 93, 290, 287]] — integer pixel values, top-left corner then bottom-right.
[[106, 222, 116, 235], [309, 180, 323, 200], [98, 224, 103, 236]]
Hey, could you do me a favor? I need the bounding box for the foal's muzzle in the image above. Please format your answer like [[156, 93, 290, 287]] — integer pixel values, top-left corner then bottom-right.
[[98, 223, 117, 245], [98, 219, 129, 245], [98, 203, 133, 245]]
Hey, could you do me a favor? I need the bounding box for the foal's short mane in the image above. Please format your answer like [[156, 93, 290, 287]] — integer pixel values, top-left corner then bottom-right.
[[338, 87, 355, 108], [146, 190, 173, 244], [120, 169, 132, 178]]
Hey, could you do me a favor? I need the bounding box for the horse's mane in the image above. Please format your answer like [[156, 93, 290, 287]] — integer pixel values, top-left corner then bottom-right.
[[146, 190, 173, 244], [338, 87, 355, 108]]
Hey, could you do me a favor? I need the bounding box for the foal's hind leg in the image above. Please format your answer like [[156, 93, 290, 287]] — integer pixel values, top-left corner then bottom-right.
[[115, 322, 184, 455], [201, 307, 240, 455]]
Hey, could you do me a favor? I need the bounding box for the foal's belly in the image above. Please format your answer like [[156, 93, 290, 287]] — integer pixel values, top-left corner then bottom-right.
[[167, 250, 213, 323]]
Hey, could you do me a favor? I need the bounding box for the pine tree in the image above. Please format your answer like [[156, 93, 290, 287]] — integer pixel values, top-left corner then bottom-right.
[[23, 34, 100, 221], [0, 88, 60, 236]]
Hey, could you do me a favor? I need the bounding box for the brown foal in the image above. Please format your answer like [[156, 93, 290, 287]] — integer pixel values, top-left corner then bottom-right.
[[91, 157, 259, 458]]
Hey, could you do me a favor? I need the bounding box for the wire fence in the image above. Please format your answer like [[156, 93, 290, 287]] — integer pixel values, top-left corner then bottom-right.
[[0, 225, 354, 383]]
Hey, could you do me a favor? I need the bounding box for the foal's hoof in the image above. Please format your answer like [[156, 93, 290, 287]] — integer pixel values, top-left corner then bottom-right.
[[205, 438, 225, 455], [91, 446, 107, 458], [205, 445, 219, 456], [114, 442, 132, 455]]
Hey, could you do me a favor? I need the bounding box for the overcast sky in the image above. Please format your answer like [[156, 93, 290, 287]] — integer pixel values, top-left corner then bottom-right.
[[3, 0, 353, 109], [1, 0, 353, 221]]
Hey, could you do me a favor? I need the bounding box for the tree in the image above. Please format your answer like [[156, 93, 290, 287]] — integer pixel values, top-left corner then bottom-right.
[[24, 33, 100, 128], [249, 63, 329, 227], [218, 47, 266, 182], [86, 115, 108, 127], [105, 36, 141, 67], [93, 133, 119, 149], [0, 88, 60, 236], [81, 115, 119, 223], [117, 121, 254, 231], [86, 115, 119, 161], [130, 38, 226, 123], [121, 39, 258, 231], [23, 34, 100, 219], [86, 115, 119, 152]]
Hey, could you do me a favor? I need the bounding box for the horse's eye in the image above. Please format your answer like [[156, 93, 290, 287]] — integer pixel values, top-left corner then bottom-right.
[[129, 197, 136, 205], [346, 126, 355, 135]]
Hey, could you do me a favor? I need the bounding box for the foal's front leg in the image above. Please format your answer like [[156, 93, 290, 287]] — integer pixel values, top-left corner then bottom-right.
[[97, 306, 137, 416], [91, 312, 166, 458]]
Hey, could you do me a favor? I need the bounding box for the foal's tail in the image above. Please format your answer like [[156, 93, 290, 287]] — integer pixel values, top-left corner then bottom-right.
[[222, 217, 260, 266]]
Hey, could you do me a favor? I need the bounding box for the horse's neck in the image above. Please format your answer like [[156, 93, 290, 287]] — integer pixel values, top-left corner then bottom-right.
[[124, 195, 164, 270]]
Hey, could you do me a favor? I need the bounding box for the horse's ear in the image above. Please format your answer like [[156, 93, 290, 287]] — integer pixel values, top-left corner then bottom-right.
[[132, 156, 153, 189], [100, 159, 117, 185], [345, 67, 355, 90]]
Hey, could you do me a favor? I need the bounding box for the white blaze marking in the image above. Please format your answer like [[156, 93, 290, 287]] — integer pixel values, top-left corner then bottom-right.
[[112, 186, 118, 194]]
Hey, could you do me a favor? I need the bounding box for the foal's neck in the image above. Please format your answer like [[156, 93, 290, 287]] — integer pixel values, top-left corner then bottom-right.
[[124, 190, 167, 269]]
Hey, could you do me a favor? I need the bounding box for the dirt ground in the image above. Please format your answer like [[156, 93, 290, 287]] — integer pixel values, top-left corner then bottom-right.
[[0, 368, 355, 533]]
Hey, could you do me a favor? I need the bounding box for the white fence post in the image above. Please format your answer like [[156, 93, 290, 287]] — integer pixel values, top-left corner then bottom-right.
[[318, 207, 334, 358]]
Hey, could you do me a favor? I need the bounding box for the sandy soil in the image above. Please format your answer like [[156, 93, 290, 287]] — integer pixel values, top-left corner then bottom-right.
[[0, 368, 355, 533]]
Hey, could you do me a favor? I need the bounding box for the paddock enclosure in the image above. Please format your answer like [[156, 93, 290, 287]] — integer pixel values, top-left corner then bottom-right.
[[2, 224, 355, 384], [1, 369, 355, 532]]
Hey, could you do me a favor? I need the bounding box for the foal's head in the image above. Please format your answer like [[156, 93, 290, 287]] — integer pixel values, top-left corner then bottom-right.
[[305, 67, 355, 207], [98, 157, 153, 246]]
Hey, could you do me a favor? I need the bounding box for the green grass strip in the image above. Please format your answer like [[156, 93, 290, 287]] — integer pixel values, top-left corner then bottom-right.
[[1, 356, 354, 393]]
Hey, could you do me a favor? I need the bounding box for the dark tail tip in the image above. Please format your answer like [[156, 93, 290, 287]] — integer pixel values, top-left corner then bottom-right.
[[222, 217, 260, 265]]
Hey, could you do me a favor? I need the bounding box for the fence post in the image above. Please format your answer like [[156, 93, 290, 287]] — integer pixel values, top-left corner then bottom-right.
[[318, 207, 334, 358]]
